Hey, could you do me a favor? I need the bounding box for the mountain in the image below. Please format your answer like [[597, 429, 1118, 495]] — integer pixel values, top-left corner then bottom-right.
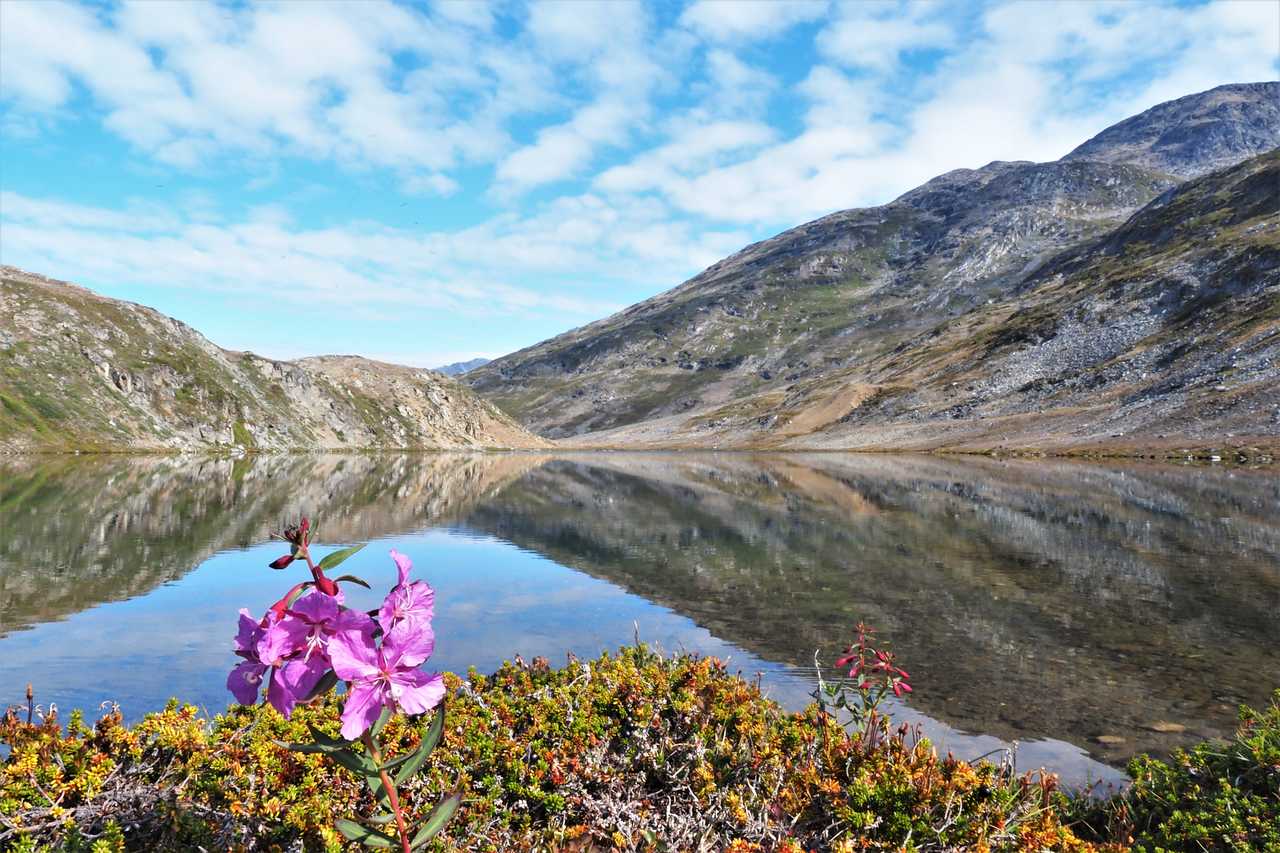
[[0, 267, 548, 452], [1063, 82, 1280, 177], [466, 82, 1280, 455], [435, 357, 491, 376]]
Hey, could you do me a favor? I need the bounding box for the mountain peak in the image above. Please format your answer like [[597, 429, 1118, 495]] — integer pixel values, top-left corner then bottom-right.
[[1062, 81, 1280, 177]]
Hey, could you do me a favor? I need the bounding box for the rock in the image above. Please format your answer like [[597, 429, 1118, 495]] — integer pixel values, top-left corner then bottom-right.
[[1145, 721, 1187, 733], [1094, 734, 1126, 745]]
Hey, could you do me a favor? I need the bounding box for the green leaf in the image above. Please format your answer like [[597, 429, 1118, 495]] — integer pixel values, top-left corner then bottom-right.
[[366, 771, 391, 804], [283, 582, 313, 607], [377, 750, 417, 773], [318, 544, 365, 571], [328, 747, 379, 778], [395, 707, 445, 786], [409, 792, 462, 850], [306, 723, 348, 748], [300, 670, 338, 703], [371, 706, 392, 739], [366, 813, 396, 826], [335, 818, 396, 848], [334, 573, 372, 589]]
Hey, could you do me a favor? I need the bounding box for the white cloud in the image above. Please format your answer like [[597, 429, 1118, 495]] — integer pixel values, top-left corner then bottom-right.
[[680, 0, 829, 43], [0, 0, 556, 189], [817, 2, 954, 70], [3, 0, 1276, 358]]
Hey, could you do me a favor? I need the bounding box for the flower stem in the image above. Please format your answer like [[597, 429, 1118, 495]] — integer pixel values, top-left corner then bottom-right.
[[362, 731, 412, 853]]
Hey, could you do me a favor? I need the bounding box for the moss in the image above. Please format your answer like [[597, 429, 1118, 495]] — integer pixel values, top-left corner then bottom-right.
[[231, 420, 254, 449]]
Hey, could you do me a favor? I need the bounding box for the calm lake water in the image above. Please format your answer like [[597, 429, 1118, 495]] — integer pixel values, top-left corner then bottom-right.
[[2, 452, 1278, 788]]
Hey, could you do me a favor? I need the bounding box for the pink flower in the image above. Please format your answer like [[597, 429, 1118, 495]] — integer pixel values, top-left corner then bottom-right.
[[268, 591, 375, 663], [328, 618, 444, 740], [379, 550, 435, 634], [226, 607, 329, 718], [227, 609, 270, 705]]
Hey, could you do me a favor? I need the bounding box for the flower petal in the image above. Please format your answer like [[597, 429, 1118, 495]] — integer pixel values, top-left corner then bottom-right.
[[290, 591, 340, 623], [390, 669, 446, 715], [227, 661, 266, 705], [378, 580, 435, 633], [340, 682, 387, 740], [234, 609, 262, 658], [327, 627, 381, 681], [257, 614, 310, 666], [390, 549, 413, 587], [276, 655, 331, 713], [381, 617, 435, 670]]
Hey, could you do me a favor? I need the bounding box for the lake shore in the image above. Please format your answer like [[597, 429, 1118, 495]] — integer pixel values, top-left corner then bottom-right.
[[4, 646, 1276, 852]]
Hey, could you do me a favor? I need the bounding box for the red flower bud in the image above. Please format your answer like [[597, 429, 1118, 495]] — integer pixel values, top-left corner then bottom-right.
[[310, 564, 339, 596], [268, 554, 295, 570]]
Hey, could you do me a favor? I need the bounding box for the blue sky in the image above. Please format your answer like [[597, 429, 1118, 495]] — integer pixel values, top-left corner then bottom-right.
[[1, 0, 1276, 367]]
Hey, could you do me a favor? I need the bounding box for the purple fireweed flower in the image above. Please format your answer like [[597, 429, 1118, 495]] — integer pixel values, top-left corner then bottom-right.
[[379, 550, 435, 633], [328, 617, 444, 740], [269, 591, 375, 663], [227, 608, 270, 705], [227, 606, 331, 719]]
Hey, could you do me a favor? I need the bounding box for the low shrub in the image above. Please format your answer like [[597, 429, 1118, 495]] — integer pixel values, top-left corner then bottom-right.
[[3, 652, 1275, 852], [1070, 689, 1280, 852]]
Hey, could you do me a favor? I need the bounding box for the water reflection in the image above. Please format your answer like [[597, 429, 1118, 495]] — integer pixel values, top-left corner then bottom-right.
[[1, 452, 1276, 786]]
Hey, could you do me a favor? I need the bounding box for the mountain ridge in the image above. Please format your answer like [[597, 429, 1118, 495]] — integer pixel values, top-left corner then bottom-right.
[[466, 82, 1280, 455], [435, 357, 491, 376], [0, 266, 548, 452]]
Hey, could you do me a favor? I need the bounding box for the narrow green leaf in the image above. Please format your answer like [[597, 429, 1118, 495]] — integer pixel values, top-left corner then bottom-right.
[[395, 707, 445, 786], [409, 792, 462, 850], [366, 771, 391, 804], [366, 813, 396, 826], [334, 573, 372, 589], [328, 747, 379, 777], [377, 750, 417, 773], [335, 818, 395, 848], [307, 723, 348, 748], [318, 544, 365, 571], [283, 582, 313, 608], [300, 670, 338, 703], [371, 706, 392, 739]]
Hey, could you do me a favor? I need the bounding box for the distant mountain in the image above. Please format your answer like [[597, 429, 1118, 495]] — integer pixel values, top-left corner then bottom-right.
[[467, 82, 1280, 455], [0, 268, 548, 452], [435, 357, 490, 376]]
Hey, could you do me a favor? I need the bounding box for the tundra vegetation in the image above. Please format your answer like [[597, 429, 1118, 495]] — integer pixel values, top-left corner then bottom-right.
[[2, 523, 1277, 852]]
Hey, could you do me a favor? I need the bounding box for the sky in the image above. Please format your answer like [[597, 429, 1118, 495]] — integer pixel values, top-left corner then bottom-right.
[[1, 1, 1276, 368]]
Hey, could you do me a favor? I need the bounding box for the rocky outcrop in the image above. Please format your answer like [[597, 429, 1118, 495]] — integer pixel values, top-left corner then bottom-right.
[[466, 82, 1280, 454], [1063, 82, 1280, 177], [0, 268, 548, 452]]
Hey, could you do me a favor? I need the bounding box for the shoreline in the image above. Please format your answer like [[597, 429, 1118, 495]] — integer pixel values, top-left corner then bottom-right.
[[3, 647, 1275, 852]]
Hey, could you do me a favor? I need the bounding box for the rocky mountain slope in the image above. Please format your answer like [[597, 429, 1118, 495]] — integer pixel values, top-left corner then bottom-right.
[[434, 357, 490, 376], [466, 82, 1280, 454], [0, 268, 547, 452]]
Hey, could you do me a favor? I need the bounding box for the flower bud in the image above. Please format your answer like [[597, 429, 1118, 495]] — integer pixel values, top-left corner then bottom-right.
[[269, 554, 295, 570]]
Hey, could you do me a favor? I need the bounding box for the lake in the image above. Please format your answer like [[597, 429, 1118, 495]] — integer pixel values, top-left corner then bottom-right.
[[2, 452, 1277, 789]]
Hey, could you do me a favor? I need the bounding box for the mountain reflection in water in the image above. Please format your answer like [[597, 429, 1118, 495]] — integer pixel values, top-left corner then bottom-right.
[[1, 452, 1277, 787]]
